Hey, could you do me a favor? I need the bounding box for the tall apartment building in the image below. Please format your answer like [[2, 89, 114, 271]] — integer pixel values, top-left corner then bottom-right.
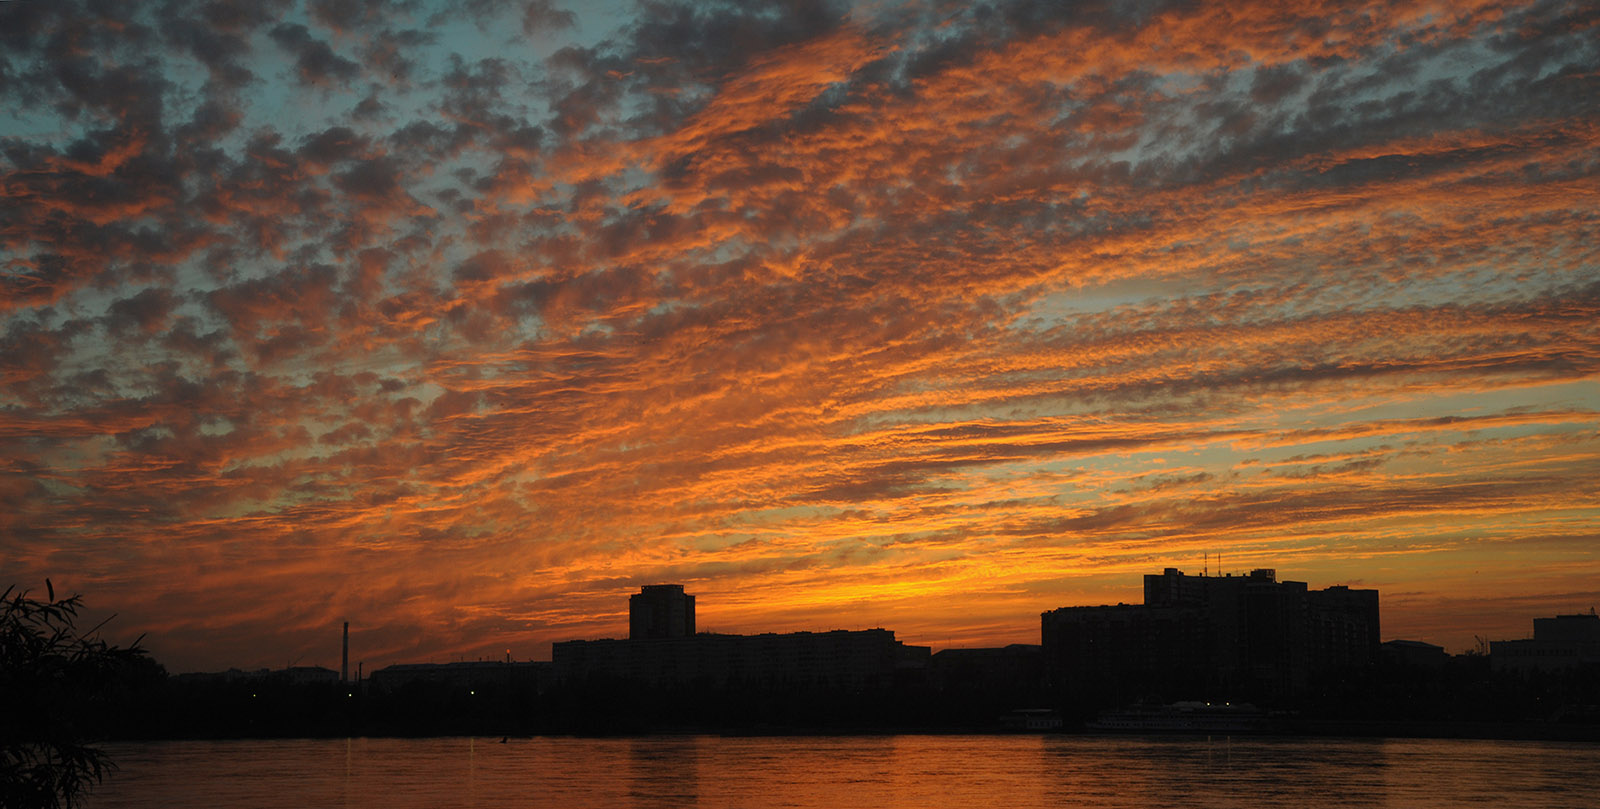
[[630, 584, 695, 639], [1042, 568, 1379, 703]]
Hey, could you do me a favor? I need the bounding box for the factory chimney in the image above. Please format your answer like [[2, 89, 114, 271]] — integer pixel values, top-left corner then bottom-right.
[[341, 621, 349, 683]]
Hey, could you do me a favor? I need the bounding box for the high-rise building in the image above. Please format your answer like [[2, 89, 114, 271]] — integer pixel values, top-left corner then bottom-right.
[[630, 584, 696, 639], [1042, 567, 1379, 704], [1307, 584, 1381, 671]]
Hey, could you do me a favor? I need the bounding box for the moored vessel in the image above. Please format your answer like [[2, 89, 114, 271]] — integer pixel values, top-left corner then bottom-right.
[[1086, 701, 1272, 733]]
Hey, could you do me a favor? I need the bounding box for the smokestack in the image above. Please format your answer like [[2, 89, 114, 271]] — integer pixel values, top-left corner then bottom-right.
[[341, 622, 349, 683]]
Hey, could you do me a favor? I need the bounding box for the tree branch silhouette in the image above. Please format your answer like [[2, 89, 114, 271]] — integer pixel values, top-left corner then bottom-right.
[[2, 580, 147, 809]]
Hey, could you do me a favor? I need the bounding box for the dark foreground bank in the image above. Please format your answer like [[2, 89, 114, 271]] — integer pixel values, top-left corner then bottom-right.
[[64, 654, 1600, 742]]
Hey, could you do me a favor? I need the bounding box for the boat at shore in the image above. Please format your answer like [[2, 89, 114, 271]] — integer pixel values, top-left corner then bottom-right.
[[1086, 701, 1273, 733], [999, 708, 1065, 731]]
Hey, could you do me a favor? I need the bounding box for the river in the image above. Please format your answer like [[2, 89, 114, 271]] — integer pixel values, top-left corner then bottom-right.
[[89, 734, 1597, 808]]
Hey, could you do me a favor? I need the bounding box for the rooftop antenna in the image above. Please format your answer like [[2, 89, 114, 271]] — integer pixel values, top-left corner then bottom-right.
[[1204, 553, 1208, 577]]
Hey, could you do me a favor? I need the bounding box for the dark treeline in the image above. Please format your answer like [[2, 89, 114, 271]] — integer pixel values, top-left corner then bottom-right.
[[105, 670, 984, 738], [86, 656, 1600, 740]]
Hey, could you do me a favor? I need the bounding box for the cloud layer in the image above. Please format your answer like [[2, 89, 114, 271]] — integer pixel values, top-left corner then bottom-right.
[[3, 0, 1597, 671]]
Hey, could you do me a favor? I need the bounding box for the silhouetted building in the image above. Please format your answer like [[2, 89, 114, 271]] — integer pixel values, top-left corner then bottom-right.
[[1491, 612, 1600, 674], [631, 584, 695, 639], [1042, 568, 1379, 703], [1308, 585, 1382, 671], [556, 586, 929, 689], [1382, 639, 1449, 667], [556, 628, 928, 689], [931, 644, 1043, 692], [1041, 602, 1210, 703]]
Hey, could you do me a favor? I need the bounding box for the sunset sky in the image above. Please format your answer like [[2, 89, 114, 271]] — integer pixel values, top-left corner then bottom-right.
[[3, 0, 1597, 674]]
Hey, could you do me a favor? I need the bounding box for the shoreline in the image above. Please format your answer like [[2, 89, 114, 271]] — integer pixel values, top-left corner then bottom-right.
[[103, 719, 1600, 744]]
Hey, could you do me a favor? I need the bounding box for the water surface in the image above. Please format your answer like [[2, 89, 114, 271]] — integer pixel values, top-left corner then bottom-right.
[[90, 735, 1598, 808]]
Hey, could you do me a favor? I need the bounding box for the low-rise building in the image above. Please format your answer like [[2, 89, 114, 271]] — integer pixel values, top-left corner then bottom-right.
[[1381, 639, 1449, 667], [930, 644, 1043, 692], [554, 628, 928, 690], [1492, 612, 1600, 674], [553, 586, 929, 689]]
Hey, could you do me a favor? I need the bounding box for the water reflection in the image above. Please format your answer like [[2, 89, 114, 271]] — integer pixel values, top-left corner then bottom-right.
[[1040, 736, 1396, 809], [90, 735, 1600, 809], [628, 736, 702, 807]]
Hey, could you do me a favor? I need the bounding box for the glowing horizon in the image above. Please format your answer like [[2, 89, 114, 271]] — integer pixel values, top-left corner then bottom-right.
[[2, 0, 1597, 674]]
